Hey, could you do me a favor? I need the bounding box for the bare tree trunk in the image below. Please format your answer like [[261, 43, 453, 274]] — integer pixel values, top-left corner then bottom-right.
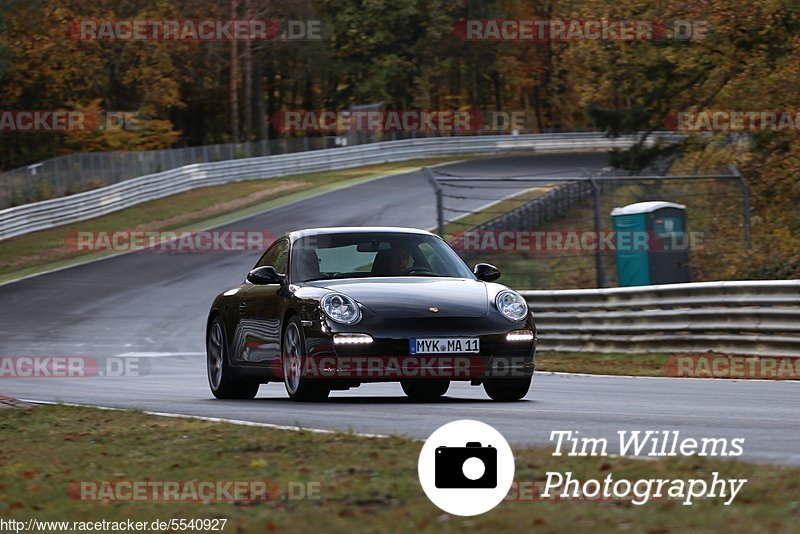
[[492, 71, 502, 112], [254, 53, 267, 142], [229, 0, 239, 142], [267, 59, 277, 139], [542, 1, 553, 131], [242, 0, 252, 142]]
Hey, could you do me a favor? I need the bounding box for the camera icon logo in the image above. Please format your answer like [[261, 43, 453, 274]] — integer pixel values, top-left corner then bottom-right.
[[435, 442, 497, 488], [418, 420, 514, 516]]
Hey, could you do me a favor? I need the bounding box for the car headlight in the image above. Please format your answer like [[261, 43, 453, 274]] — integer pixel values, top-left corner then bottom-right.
[[320, 293, 362, 325], [495, 290, 528, 321]]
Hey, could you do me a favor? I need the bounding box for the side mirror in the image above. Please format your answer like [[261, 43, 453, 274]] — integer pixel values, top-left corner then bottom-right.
[[247, 265, 285, 285], [473, 263, 501, 282]]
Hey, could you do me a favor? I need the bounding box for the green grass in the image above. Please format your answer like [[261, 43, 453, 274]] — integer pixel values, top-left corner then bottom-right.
[[536, 351, 676, 376], [0, 405, 797, 532], [535, 352, 800, 380], [0, 157, 467, 284], [442, 186, 552, 242]]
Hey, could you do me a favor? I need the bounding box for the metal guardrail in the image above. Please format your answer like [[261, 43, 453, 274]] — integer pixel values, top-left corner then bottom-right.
[[521, 280, 800, 357], [0, 136, 344, 209], [0, 132, 679, 241]]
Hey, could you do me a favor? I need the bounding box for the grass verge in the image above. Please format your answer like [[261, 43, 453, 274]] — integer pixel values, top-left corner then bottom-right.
[[442, 186, 552, 243], [535, 352, 800, 380], [535, 351, 675, 376], [0, 405, 797, 532], [0, 157, 468, 285]]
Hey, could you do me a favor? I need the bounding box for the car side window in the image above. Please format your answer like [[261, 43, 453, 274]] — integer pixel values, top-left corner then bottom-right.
[[256, 239, 289, 274]]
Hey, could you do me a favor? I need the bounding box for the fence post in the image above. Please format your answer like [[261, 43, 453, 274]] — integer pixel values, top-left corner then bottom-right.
[[589, 173, 609, 288], [728, 164, 751, 250], [425, 167, 445, 237]]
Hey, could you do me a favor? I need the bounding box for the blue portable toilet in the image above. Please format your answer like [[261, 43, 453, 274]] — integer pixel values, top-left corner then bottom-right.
[[611, 201, 690, 287]]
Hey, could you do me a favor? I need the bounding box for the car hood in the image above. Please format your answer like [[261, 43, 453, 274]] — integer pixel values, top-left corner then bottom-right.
[[306, 277, 489, 319]]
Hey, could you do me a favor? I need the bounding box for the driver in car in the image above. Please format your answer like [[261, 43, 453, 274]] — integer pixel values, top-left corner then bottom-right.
[[372, 246, 413, 276]]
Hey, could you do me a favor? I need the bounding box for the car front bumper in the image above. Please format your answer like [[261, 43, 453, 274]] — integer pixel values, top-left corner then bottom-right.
[[301, 315, 536, 382]]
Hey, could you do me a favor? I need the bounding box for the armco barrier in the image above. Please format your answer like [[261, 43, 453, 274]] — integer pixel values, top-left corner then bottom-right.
[[522, 280, 800, 357], [0, 132, 680, 241]]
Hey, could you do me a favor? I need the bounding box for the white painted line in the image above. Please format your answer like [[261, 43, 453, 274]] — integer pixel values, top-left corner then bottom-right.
[[460, 402, 797, 424], [427, 160, 467, 169], [537, 371, 800, 384], [115, 352, 205, 358], [19, 398, 389, 438]]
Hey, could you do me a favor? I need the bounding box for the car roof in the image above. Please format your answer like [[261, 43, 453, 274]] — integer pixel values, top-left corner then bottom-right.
[[287, 226, 436, 242]]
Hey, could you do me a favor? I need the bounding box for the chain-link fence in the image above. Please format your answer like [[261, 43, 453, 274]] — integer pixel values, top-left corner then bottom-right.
[[429, 162, 750, 289]]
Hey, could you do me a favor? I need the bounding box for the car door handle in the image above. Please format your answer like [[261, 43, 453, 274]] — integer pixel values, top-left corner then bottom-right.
[[239, 302, 247, 314]]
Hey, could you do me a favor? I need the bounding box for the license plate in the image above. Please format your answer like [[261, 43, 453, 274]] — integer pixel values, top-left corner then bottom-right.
[[409, 337, 480, 354]]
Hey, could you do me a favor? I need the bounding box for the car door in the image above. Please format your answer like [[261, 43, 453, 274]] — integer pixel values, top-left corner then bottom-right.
[[238, 238, 290, 364]]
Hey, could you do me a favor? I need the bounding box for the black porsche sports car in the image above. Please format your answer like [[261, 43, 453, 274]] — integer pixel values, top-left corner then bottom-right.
[[206, 227, 536, 402]]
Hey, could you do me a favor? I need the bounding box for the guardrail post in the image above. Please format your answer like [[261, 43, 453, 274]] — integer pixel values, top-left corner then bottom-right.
[[728, 164, 751, 250], [425, 167, 445, 237]]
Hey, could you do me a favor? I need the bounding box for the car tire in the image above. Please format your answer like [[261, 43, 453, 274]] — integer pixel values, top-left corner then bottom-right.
[[401, 379, 450, 401], [207, 316, 260, 399], [483, 376, 531, 401], [282, 317, 330, 402]]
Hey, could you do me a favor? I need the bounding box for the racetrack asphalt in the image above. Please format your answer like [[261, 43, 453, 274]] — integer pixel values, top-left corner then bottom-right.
[[2, 152, 799, 466]]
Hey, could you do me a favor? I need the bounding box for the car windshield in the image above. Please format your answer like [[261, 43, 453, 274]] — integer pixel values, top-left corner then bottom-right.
[[292, 232, 474, 282]]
